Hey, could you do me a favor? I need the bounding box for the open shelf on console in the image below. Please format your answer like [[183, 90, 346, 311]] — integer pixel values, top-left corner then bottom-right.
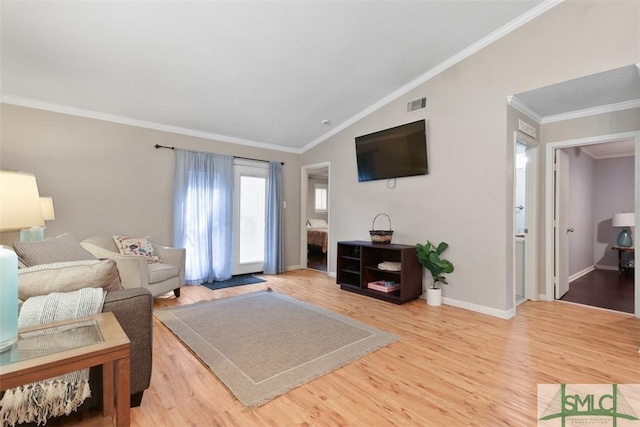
[[336, 240, 422, 304]]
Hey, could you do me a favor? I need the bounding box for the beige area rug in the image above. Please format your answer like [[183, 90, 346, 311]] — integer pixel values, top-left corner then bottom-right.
[[154, 290, 399, 407]]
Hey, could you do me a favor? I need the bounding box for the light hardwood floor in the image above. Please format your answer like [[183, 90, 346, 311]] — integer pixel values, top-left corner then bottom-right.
[[61, 269, 639, 426]]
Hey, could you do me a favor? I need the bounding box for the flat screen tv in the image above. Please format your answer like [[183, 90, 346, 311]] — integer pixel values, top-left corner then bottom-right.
[[355, 119, 428, 182]]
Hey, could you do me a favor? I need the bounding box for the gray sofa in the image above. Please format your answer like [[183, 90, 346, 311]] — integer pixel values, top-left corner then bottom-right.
[[14, 287, 154, 411], [93, 287, 153, 408], [9, 234, 155, 412], [4, 288, 153, 427]]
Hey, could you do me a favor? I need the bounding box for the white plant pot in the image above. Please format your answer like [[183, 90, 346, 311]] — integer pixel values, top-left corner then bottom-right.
[[426, 287, 442, 306]]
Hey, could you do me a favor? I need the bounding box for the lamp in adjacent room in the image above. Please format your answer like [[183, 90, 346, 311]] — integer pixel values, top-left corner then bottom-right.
[[612, 212, 635, 248], [0, 170, 44, 352]]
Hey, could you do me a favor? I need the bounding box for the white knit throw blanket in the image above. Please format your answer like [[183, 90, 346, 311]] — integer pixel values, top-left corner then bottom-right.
[[0, 287, 106, 427]]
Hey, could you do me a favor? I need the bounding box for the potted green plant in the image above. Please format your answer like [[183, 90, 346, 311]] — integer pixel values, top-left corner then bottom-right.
[[416, 241, 454, 306]]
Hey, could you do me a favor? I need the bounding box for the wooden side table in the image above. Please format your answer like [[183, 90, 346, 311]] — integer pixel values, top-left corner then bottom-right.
[[0, 312, 131, 426], [611, 246, 635, 275]]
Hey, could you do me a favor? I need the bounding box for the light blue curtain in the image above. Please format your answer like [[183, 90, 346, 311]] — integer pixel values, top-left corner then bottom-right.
[[173, 149, 234, 283], [264, 161, 284, 274]]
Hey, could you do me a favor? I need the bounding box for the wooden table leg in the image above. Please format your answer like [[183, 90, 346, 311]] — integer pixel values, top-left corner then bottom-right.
[[102, 360, 114, 417], [115, 356, 131, 426], [619, 250, 623, 274]]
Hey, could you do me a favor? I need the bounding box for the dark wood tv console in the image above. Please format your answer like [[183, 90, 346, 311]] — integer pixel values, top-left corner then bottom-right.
[[336, 240, 422, 304]]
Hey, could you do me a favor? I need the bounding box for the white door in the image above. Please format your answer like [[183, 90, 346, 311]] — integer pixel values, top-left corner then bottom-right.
[[233, 162, 268, 275], [554, 149, 570, 299]]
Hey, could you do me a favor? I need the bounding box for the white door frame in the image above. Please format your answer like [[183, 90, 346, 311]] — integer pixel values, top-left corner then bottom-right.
[[300, 162, 331, 273], [544, 131, 639, 318], [513, 133, 539, 308]]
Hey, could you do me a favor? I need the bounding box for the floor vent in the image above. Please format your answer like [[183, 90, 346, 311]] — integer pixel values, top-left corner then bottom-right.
[[407, 96, 427, 113]]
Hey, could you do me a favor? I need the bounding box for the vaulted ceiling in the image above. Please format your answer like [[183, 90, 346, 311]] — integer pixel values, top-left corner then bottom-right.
[[2, 1, 564, 152]]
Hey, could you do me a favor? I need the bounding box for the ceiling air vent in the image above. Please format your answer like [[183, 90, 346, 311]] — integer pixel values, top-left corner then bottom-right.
[[406, 96, 427, 113]]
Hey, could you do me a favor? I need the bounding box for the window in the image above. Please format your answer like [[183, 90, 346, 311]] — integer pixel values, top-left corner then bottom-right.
[[314, 184, 327, 212], [233, 161, 269, 275], [238, 174, 266, 265]]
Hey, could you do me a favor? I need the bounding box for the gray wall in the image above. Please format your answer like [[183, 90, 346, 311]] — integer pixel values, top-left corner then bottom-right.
[[0, 105, 303, 270], [2, 1, 639, 316], [594, 155, 635, 267], [301, 0, 639, 315]]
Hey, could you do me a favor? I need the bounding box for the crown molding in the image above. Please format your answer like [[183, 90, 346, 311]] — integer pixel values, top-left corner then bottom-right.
[[541, 99, 640, 124], [1, 0, 563, 155], [579, 146, 635, 160], [302, 0, 563, 152], [0, 95, 302, 154], [507, 95, 542, 123]]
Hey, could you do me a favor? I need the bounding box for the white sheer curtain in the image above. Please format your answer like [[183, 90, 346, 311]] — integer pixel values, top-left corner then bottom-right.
[[173, 149, 234, 284], [264, 161, 284, 274]]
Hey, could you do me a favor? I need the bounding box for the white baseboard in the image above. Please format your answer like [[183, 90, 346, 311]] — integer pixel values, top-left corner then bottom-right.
[[441, 296, 515, 319], [569, 265, 595, 282], [292, 266, 337, 278], [595, 264, 618, 271]]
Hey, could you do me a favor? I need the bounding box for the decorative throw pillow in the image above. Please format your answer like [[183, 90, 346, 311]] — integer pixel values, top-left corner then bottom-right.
[[13, 233, 97, 267], [18, 259, 122, 300], [112, 235, 160, 263]]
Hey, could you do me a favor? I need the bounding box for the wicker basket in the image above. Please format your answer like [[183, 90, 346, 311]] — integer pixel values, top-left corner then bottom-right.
[[369, 213, 393, 244]]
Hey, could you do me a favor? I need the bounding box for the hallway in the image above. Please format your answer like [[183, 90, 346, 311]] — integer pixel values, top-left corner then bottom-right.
[[561, 269, 634, 313]]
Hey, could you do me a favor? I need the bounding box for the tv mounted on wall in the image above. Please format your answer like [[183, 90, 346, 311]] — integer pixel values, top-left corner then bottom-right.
[[355, 119, 428, 182]]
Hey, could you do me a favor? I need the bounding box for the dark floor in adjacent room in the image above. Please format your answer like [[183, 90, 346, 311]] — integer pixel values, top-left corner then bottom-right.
[[307, 246, 327, 272], [560, 268, 634, 313]]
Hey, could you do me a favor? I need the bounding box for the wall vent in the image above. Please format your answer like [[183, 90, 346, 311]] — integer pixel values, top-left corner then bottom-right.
[[406, 96, 427, 113]]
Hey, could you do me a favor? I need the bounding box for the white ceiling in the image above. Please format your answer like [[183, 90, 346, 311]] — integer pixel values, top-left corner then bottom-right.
[[513, 64, 640, 121], [511, 64, 639, 158], [1, 0, 548, 152]]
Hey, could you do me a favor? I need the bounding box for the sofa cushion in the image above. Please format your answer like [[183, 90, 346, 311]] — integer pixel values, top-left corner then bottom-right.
[[13, 233, 97, 267], [18, 259, 122, 300], [112, 235, 160, 263], [148, 262, 179, 284]]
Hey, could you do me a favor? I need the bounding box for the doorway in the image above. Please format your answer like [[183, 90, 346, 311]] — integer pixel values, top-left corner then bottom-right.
[[301, 162, 330, 273], [232, 160, 268, 275], [545, 132, 639, 316], [514, 134, 539, 306]]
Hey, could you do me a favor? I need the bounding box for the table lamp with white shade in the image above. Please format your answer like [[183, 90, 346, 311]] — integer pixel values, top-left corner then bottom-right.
[[612, 212, 635, 247], [40, 197, 56, 222], [0, 170, 44, 352]]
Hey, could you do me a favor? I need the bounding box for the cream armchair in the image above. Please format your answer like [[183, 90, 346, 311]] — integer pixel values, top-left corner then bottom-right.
[[81, 236, 185, 297]]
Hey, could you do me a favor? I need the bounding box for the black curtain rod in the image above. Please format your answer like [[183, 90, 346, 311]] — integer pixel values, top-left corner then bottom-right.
[[154, 144, 284, 165], [235, 156, 285, 166]]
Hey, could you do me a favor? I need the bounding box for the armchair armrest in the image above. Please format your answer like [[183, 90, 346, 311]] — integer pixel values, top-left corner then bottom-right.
[[153, 243, 186, 286], [80, 242, 149, 288]]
